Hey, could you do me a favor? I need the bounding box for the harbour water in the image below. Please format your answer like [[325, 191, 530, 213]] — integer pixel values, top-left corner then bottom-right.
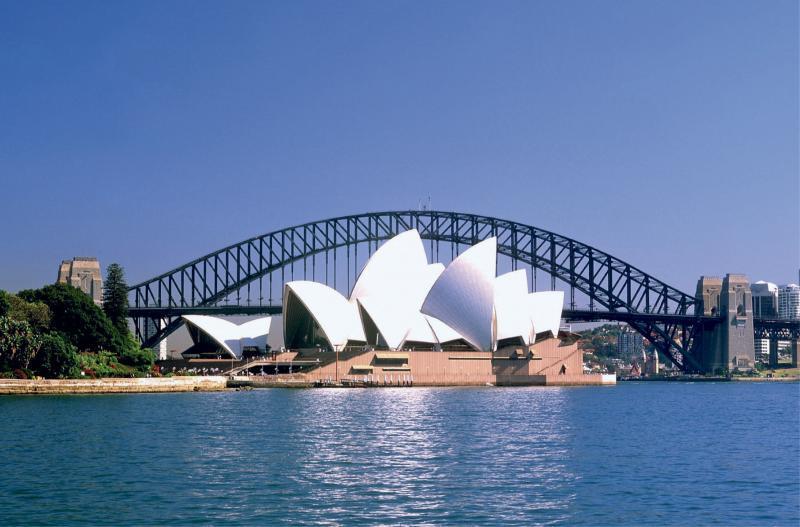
[[1, 382, 798, 526]]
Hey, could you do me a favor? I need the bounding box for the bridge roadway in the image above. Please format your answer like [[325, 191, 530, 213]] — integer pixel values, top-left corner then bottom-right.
[[128, 303, 799, 340], [129, 304, 717, 325]]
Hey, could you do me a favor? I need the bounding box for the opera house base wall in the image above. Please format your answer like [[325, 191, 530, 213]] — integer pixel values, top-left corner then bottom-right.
[[282, 337, 615, 387]]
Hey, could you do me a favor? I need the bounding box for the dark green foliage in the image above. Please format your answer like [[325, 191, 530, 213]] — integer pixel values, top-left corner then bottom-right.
[[6, 294, 51, 332], [115, 331, 155, 369], [5, 282, 154, 378], [103, 263, 129, 335], [0, 290, 9, 317], [19, 283, 118, 354], [119, 346, 156, 369], [31, 333, 81, 379], [0, 317, 41, 371]]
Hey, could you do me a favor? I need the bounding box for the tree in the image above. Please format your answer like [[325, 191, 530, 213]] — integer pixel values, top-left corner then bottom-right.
[[0, 317, 41, 371], [0, 290, 9, 317], [6, 294, 51, 332], [103, 263, 129, 335], [18, 284, 118, 354], [31, 333, 81, 379]]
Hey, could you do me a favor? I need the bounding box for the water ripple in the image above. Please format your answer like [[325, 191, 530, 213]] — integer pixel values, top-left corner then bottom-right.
[[0, 384, 797, 526]]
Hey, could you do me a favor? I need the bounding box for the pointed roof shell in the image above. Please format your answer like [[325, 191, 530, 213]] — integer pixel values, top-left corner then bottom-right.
[[528, 290, 564, 340], [182, 315, 270, 359], [495, 269, 533, 346], [350, 229, 429, 301], [421, 238, 497, 351], [283, 281, 366, 350]]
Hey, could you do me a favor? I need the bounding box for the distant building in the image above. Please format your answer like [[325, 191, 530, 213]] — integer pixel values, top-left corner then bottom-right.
[[752, 281, 779, 360], [778, 284, 800, 320], [754, 339, 769, 363], [57, 257, 103, 305], [617, 326, 644, 357], [751, 281, 778, 318], [645, 350, 660, 375]]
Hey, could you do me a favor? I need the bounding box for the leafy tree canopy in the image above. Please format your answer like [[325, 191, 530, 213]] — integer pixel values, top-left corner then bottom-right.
[[6, 294, 51, 332], [18, 283, 118, 354], [0, 317, 41, 371]]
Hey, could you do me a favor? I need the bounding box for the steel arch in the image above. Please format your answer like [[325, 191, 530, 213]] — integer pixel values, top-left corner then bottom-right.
[[129, 210, 701, 369]]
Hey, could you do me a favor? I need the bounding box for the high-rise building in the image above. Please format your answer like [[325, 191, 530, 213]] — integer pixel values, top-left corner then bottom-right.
[[57, 257, 103, 305], [617, 326, 644, 356], [778, 284, 800, 320], [751, 281, 778, 318]]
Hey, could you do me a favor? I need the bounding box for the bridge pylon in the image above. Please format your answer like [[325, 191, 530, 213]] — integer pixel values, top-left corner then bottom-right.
[[693, 274, 755, 373]]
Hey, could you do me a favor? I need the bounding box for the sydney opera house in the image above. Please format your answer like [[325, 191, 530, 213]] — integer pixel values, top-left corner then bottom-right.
[[177, 230, 614, 386]]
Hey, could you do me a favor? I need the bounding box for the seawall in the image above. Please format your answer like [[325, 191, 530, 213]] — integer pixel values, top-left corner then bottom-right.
[[0, 376, 228, 395]]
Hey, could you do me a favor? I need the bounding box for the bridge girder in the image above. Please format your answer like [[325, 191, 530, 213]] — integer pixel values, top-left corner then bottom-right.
[[753, 319, 800, 340], [128, 210, 701, 370]]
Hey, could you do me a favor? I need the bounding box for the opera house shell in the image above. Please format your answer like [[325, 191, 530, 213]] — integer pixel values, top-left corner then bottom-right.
[[283, 230, 564, 351], [182, 229, 565, 358]]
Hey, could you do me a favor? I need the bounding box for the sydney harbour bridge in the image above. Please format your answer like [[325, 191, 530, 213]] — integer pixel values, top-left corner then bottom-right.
[[127, 210, 799, 373]]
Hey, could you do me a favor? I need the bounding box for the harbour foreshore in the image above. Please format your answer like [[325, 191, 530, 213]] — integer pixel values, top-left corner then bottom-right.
[[0, 376, 228, 395]]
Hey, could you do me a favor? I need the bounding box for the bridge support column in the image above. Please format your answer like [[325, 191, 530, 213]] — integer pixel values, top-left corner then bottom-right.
[[694, 274, 754, 374], [791, 339, 798, 368], [769, 338, 779, 368]]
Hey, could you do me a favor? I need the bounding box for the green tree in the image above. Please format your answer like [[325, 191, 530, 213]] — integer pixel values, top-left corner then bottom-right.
[[18, 284, 118, 354], [0, 317, 42, 371], [6, 294, 51, 332], [0, 290, 9, 317], [31, 333, 81, 379], [103, 263, 129, 335]]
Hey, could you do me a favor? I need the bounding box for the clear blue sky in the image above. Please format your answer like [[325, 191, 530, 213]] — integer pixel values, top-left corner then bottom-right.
[[1, 0, 797, 294]]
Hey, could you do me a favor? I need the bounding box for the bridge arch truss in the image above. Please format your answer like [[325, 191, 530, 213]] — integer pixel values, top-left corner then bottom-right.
[[129, 211, 702, 371]]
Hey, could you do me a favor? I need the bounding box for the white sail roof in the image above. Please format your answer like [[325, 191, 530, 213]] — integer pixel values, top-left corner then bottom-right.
[[495, 269, 533, 346], [283, 281, 366, 350], [182, 315, 270, 359], [349, 232, 445, 350], [266, 315, 284, 350], [350, 229, 429, 301], [356, 296, 410, 349], [423, 315, 463, 345], [528, 290, 564, 340], [421, 238, 498, 351], [356, 265, 449, 350]]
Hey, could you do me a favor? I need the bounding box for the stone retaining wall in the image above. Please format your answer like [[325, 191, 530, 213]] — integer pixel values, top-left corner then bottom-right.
[[0, 376, 228, 395]]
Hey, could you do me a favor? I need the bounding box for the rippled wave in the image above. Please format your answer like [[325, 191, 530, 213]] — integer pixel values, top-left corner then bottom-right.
[[0, 383, 797, 526]]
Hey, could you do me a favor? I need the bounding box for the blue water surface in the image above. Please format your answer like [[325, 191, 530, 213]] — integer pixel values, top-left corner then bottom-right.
[[1, 382, 798, 526]]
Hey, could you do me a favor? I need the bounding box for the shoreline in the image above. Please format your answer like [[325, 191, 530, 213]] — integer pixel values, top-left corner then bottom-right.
[[1, 374, 796, 395], [619, 375, 799, 383], [0, 376, 228, 395]]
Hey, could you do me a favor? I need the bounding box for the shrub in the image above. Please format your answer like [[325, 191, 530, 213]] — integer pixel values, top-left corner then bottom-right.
[[116, 333, 155, 370], [0, 317, 41, 372], [31, 333, 81, 379]]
